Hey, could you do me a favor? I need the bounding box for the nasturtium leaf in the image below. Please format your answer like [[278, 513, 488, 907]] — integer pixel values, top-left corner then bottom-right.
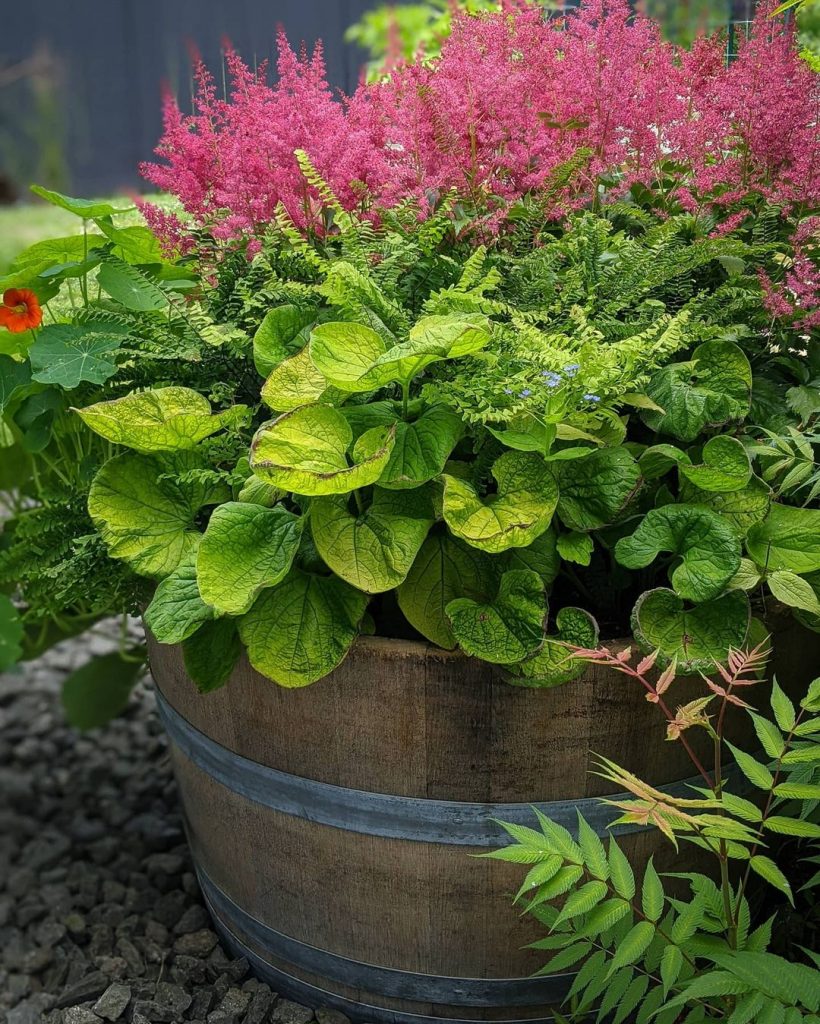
[[30, 185, 135, 219], [88, 453, 222, 577], [678, 474, 771, 537], [29, 325, 121, 388], [253, 304, 317, 377], [557, 531, 594, 566], [239, 570, 368, 687], [97, 258, 168, 311], [504, 529, 560, 587], [250, 404, 396, 496], [446, 569, 547, 664], [396, 532, 497, 648], [77, 387, 247, 453], [182, 618, 242, 694], [506, 607, 599, 687], [746, 504, 820, 574], [310, 487, 434, 593], [261, 345, 330, 412], [615, 504, 741, 602], [379, 406, 464, 489], [631, 588, 751, 673], [144, 550, 216, 644], [197, 502, 304, 615], [0, 356, 32, 413], [11, 233, 107, 270], [643, 339, 752, 442], [442, 450, 558, 553], [556, 447, 641, 532], [0, 594, 24, 672], [767, 571, 820, 616], [61, 650, 146, 730], [679, 436, 752, 493]]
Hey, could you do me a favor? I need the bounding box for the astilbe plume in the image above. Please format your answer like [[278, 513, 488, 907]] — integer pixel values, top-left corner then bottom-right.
[[141, 0, 820, 245]]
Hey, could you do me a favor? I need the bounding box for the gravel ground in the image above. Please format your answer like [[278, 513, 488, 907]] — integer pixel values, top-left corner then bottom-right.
[[0, 627, 339, 1024]]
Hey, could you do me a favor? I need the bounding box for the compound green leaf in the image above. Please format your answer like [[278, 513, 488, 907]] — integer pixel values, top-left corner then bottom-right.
[[77, 387, 246, 452], [182, 618, 241, 693], [446, 569, 547, 664], [746, 504, 820, 574], [250, 404, 396, 496], [253, 305, 317, 377], [0, 594, 24, 672], [679, 435, 752, 493], [311, 487, 434, 593], [197, 502, 304, 615], [749, 856, 794, 905], [239, 570, 368, 687], [442, 450, 558, 553], [506, 607, 598, 687], [768, 571, 820, 616], [607, 921, 656, 975], [641, 859, 664, 922], [88, 453, 220, 577], [615, 504, 741, 602], [679, 474, 771, 537], [631, 588, 751, 673], [379, 406, 463, 489], [396, 532, 497, 648], [643, 340, 752, 442], [29, 324, 121, 388], [260, 346, 330, 412], [30, 185, 134, 219], [556, 447, 641, 532], [144, 549, 216, 644]]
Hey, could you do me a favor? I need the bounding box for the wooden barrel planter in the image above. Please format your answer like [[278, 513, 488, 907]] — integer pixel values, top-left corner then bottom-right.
[[148, 618, 815, 1024]]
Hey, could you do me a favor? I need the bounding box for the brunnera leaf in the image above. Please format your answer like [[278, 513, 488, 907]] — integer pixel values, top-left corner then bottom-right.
[[505, 607, 599, 688], [144, 548, 216, 644], [556, 447, 642, 532], [446, 569, 547, 664], [746, 504, 820, 574]]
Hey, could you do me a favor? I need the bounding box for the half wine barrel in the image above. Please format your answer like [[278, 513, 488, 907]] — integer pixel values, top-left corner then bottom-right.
[[148, 620, 814, 1024]]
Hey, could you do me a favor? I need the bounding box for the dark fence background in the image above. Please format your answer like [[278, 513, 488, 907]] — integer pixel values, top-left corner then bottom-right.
[[0, 0, 378, 198], [0, 0, 758, 200]]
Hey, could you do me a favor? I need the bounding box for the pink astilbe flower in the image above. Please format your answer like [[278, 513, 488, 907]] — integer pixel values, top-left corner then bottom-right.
[[140, 0, 820, 243], [761, 216, 820, 331]]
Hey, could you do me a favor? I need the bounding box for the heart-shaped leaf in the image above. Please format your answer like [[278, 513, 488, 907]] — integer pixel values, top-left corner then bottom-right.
[[144, 549, 216, 644], [77, 387, 247, 452], [506, 607, 599, 687], [446, 569, 547, 664], [239, 570, 368, 687], [679, 436, 752, 493], [442, 450, 559, 553], [197, 502, 304, 615], [504, 528, 561, 586], [309, 322, 386, 391], [311, 487, 435, 593], [556, 447, 641, 532], [557, 531, 594, 566], [643, 340, 752, 442], [182, 619, 242, 693], [261, 346, 331, 412], [249, 404, 396, 496], [88, 453, 223, 578], [631, 588, 751, 673], [29, 324, 121, 388], [615, 504, 741, 602], [396, 532, 497, 648], [679, 474, 771, 536], [0, 594, 24, 672], [379, 406, 464, 489], [253, 305, 317, 377], [746, 504, 820, 574]]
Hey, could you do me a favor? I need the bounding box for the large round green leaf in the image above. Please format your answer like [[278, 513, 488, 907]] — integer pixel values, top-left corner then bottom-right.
[[144, 549, 216, 645], [679, 436, 752, 493], [442, 450, 559, 553], [77, 387, 247, 452], [249, 404, 396, 496], [197, 502, 304, 615], [631, 588, 751, 673], [446, 569, 547, 664], [310, 487, 435, 593], [615, 504, 741, 602], [30, 185, 135, 218], [261, 347, 330, 412], [746, 504, 820, 574], [506, 607, 599, 688], [88, 453, 220, 578], [396, 532, 497, 648], [29, 325, 122, 389], [643, 340, 752, 442], [253, 305, 317, 377], [239, 570, 368, 687], [309, 322, 386, 391], [379, 406, 464, 490], [679, 474, 771, 537], [556, 447, 642, 532]]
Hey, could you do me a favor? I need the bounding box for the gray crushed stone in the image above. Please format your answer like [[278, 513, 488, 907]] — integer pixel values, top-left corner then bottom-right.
[[0, 626, 348, 1024]]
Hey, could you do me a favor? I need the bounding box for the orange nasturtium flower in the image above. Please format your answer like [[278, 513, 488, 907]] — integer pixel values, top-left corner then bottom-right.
[[0, 288, 43, 333]]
